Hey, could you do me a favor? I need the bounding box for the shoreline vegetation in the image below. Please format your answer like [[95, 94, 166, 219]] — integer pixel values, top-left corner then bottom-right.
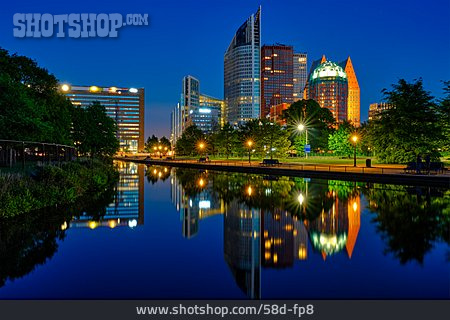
[[0, 160, 119, 219]]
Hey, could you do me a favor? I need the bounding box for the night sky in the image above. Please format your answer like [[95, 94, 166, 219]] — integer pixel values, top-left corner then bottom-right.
[[1, 0, 449, 138]]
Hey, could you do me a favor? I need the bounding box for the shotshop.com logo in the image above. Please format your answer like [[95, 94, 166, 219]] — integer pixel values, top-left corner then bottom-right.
[[13, 13, 149, 38]]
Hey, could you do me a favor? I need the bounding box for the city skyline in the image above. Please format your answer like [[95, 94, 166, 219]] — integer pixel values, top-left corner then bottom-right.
[[1, 0, 449, 138]]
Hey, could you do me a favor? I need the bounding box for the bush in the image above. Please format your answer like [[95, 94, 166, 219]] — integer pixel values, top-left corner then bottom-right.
[[0, 160, 118, 219]]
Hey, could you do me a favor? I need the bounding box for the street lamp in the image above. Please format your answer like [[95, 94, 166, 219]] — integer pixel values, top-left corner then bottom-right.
[[351, 135, 358, 167], [246, 140, 253, 164], [198, 142, 205, 156], [297, 123, 308, 158]]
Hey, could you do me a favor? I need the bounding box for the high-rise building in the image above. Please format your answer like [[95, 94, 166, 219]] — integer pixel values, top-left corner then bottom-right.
[[340, 57, 360, 126], [305, 57, 349, 123], [224, 7, 261, 126], [171, 77, 225, 145], [261, 44, 294, 118], [368, 102, 392, 121], [293, 52, 307, 102], [182, 75, 200, 128], [61, 84, 144, 152]]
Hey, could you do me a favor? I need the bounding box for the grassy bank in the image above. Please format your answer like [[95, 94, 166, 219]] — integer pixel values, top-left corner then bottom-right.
[[172, 155, 450, 167], [0, 159, 119, 219]]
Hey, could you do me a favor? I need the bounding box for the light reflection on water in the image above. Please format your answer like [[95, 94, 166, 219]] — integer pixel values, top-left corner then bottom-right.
[[0, 161, 448, 299]]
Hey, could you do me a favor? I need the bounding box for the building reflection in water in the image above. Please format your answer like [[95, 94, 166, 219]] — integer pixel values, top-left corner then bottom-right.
[[306, 191, 361, 260], [171, 171, 225, 238], [170, 169, 362, 298], [224, 199, 261, 299], [69, 161, 145, 229]]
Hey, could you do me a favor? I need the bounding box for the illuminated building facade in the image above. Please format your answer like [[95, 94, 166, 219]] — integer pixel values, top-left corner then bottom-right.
[[269, 103, 290, 125], [171, 78, 225, 145], [261, 44, 294, 118], [182, 75, 200, 130], [368, 102, 392, 121], [293, 52, 308, 102], [339, 57, 360, 126], [224, 7, 261, 126], [306, 57, 348, 123], [61, 84, 144, 152]]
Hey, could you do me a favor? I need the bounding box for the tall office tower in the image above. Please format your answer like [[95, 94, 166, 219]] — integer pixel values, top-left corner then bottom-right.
[[61, 84, 144, 152], [182, 75, 200, 128], [340, 57, 360, 127], [224, 7, 261, 126], [306, 57, 348, 123], [260, 44, 294, 118], [293, 52, 307, 102]]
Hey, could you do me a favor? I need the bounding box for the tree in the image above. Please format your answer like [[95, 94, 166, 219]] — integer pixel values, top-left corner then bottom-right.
[[282, 99, 335, 154], [175, 125, 205, 156], [0, 48, 73, 144], [72, 102, 119, 158], [239, 119, 291, 159], [437, 81, 450, 152], [328, 121, 355, 157], [159, 136, 171, 150], [368, 79, 442, 163], [214, 123, 239, 159], [145, 135, 159, 152]]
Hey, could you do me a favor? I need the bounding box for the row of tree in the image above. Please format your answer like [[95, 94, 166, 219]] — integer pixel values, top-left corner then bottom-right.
[[145, 135, 171, 153], [0, 48, 119, 158], [173, 79, 449, 163]]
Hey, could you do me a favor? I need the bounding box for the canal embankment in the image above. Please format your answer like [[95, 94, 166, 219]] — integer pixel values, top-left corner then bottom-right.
[[115, 157, 450, 188]]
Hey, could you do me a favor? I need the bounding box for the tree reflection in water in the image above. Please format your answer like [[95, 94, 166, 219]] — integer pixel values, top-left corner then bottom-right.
[[0, 188, 115, 288], [363, 185, 450, 264], [170, 168, 449, 297]]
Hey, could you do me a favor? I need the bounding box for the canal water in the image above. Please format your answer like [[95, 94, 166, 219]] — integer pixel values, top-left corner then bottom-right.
[[0, 161, 448, 299]]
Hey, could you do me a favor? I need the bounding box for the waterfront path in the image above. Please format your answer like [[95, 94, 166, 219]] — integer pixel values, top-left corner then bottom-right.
[[115, 156, 450, 187]]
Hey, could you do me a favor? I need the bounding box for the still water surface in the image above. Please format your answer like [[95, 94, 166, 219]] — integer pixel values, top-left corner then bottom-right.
[[0, 161, 448, 299]]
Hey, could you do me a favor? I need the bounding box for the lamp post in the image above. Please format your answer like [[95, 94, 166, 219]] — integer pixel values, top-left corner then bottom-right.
[[352, 135, 358, 167], [297, 124, 308, 158], [247, 140, 253, 164]]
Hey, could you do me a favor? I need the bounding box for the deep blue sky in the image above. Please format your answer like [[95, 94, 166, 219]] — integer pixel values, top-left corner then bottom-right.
[[1, 0, 449, 138]]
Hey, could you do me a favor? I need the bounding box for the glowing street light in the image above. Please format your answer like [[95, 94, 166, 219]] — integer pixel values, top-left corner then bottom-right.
[[247, 186, 253, 196], [298, 193, 304, 205], [297, 123, 309, 158], [351, 135, 358, 167], [198, 141, 206, 156], [246, 139, 253, 164], [61, 84, 70, 92]]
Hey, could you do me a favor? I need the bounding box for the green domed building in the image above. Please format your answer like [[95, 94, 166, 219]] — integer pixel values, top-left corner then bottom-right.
[[306, 56, 349, 123]]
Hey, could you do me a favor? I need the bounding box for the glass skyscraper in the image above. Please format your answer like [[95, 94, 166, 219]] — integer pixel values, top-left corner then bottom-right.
[[224, 7, 261, 126]]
